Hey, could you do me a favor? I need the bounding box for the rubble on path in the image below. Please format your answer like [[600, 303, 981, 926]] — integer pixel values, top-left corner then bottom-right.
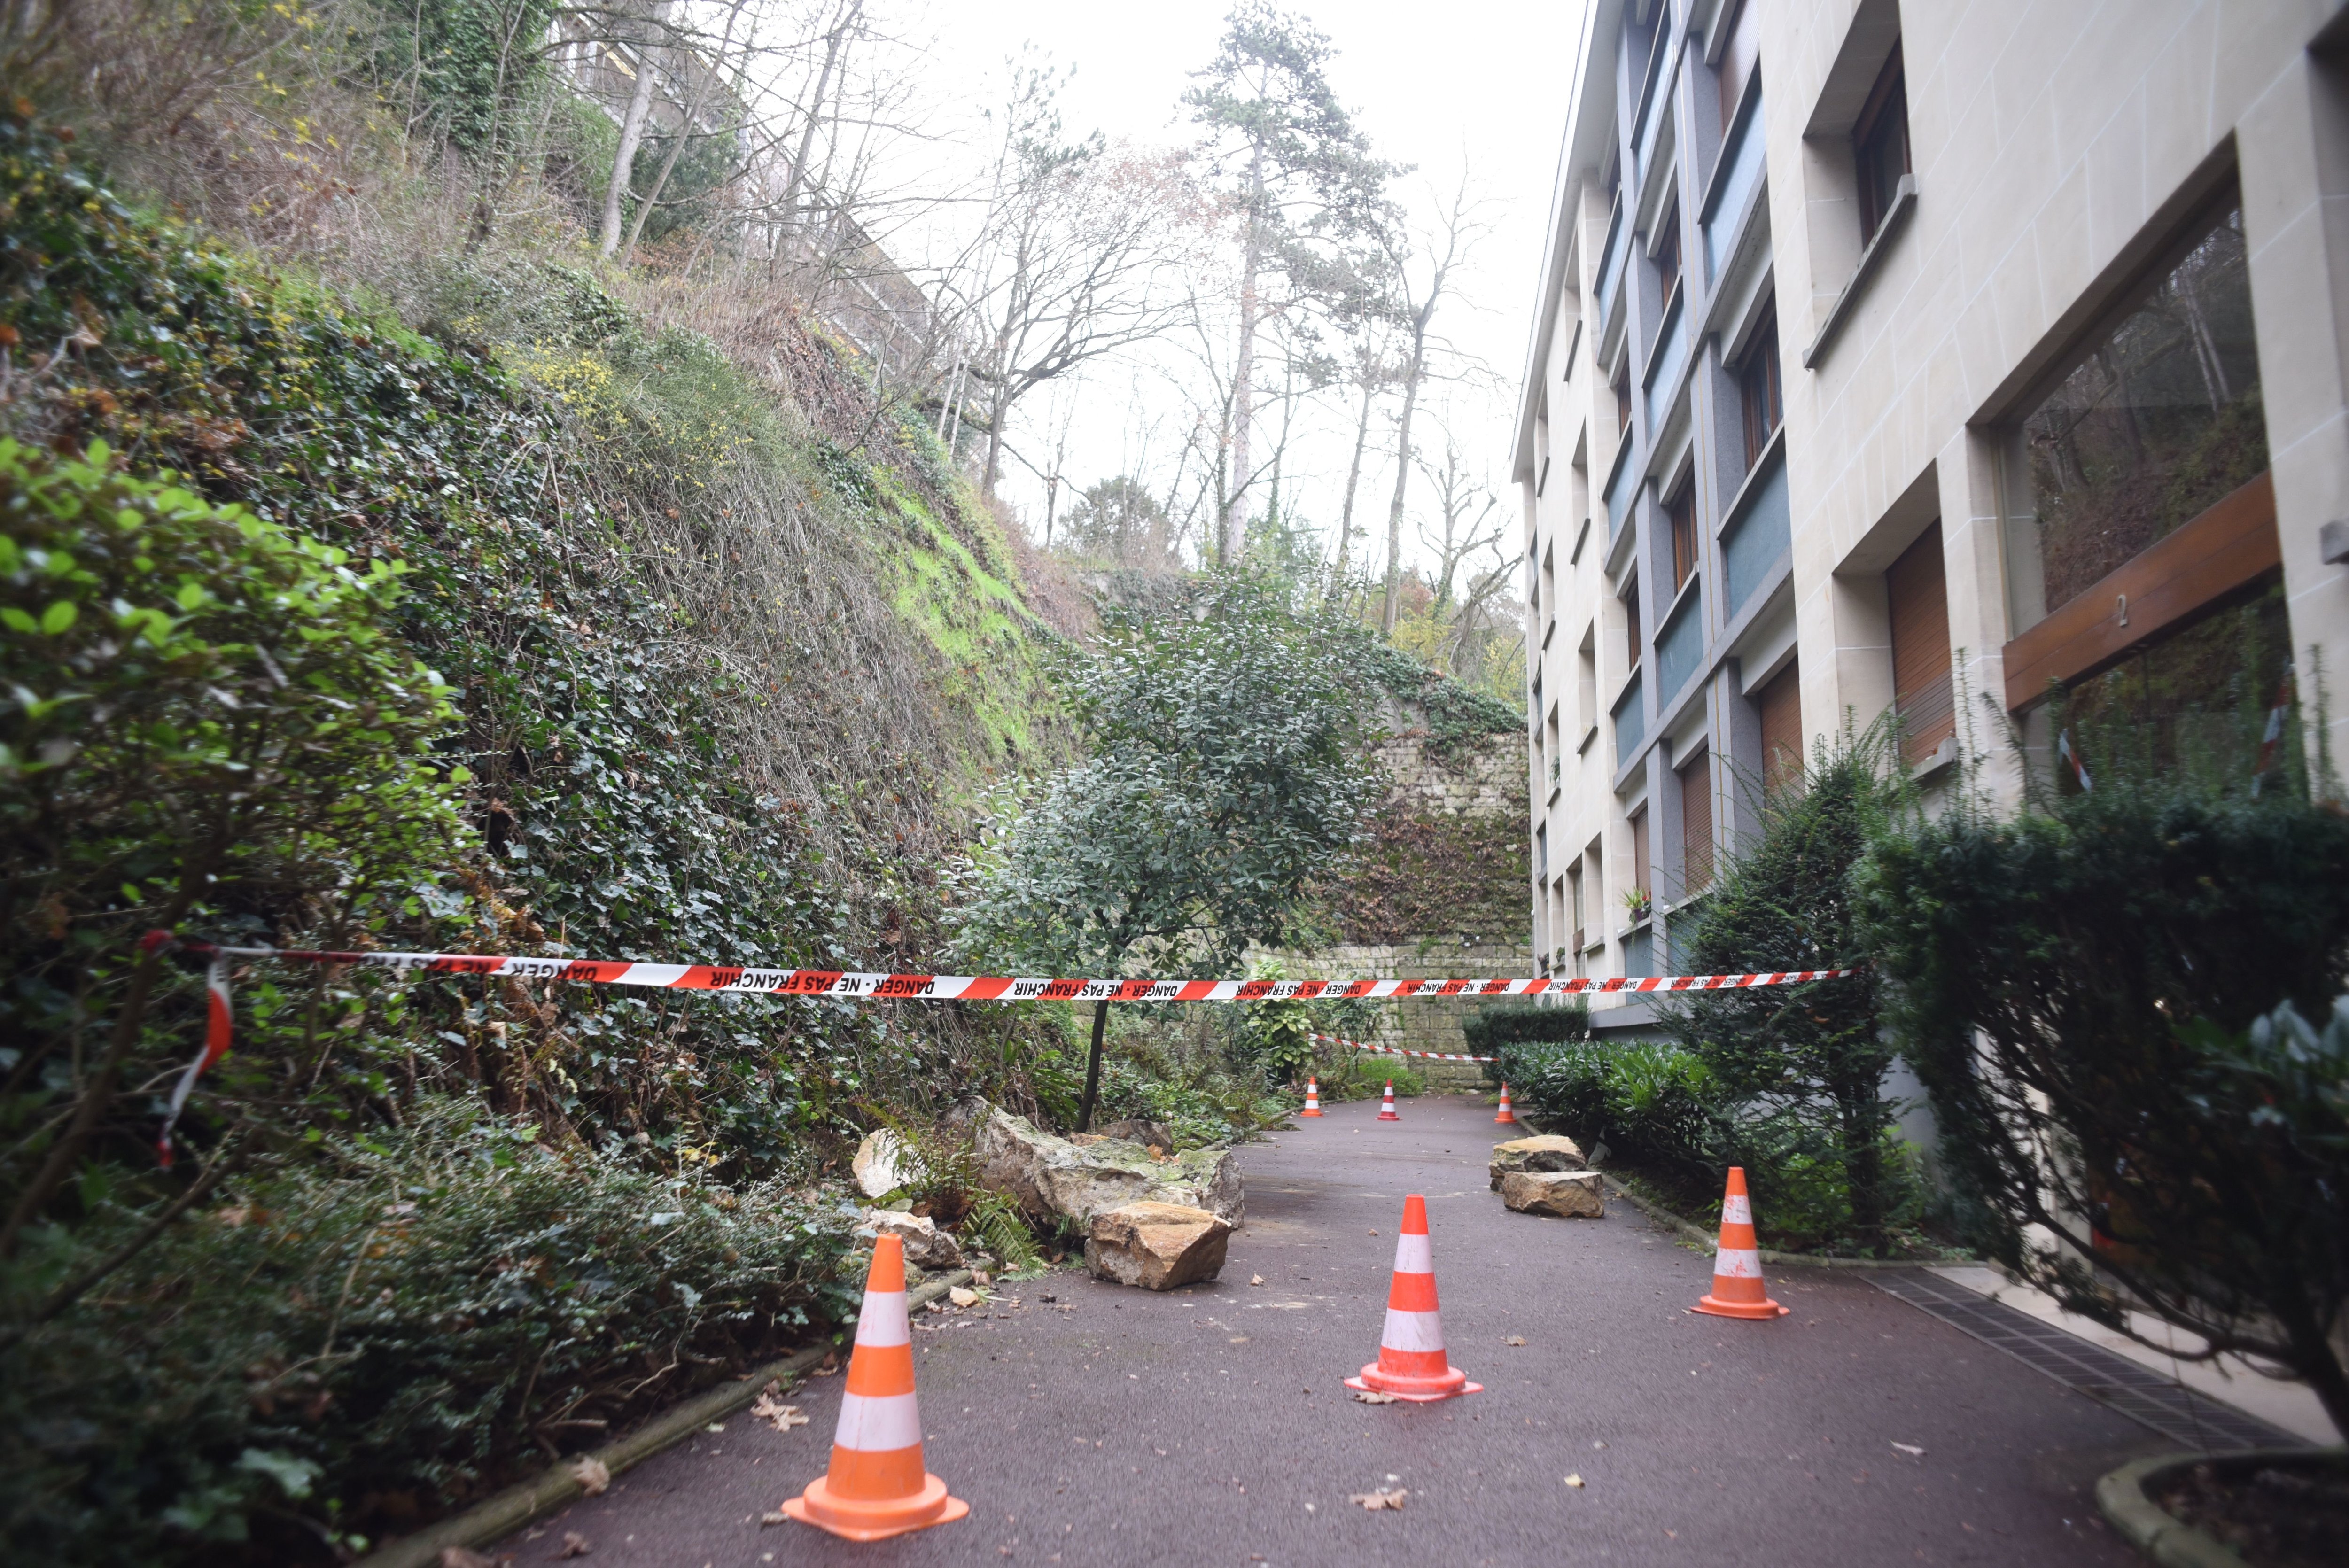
[[974, 1107, 1243, 1226], [1488, 1134, 1588, 1189], [1083, 1201, 1232, 1289], [858, 1208, 964, 1269], [1499, 1169, 1606, 1218]]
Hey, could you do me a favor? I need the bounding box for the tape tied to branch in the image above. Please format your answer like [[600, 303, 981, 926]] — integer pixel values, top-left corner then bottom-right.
[[141, 933, 1855, 1164]]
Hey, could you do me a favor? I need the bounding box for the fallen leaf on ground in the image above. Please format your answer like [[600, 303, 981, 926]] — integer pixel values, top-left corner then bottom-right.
[[949, 1286, 982, 1308], [1250, 1274, 1265, 1286], [751, 1393, 810, 1432], [811, 1355, 840, 1376], [570, 1457, 610, 1496], [971, 1269, 992, 1286], [1349, 1389, 1398, 1405], [1892, 1442, 1924, 1457], [437, 1549, 497, 1568], [1564, 1474, 1585, 1489], [1505, 1335, 1527, 1346], [558, 1532, 593, 1559], [1348, 1489, 1408, 1511]]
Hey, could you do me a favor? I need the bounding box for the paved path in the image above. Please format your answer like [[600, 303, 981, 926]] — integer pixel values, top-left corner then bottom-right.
[[498, 1094, 2159, 1566]]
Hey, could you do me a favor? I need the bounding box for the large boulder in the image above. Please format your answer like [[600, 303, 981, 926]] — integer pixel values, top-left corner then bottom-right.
[[1500, 1169, 1606, 1218], [859, 1209, 963, 1270], [975, 1108, 1243, 1226], [852, 1129, 914, 1199], [1488, 1134, 1588, 1191], [1084, 1202, 1231, 1290]]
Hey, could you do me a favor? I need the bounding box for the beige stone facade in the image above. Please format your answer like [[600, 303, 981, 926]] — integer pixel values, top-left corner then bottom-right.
[[1513, 0, 2349, 1028]]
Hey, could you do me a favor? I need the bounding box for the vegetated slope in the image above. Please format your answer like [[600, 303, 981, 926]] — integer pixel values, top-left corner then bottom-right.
[[0, 109, 1067, 1562]]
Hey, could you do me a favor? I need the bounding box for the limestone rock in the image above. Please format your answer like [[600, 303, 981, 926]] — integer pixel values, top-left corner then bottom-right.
[[1488, 1134, 1588, 1190], [974, 1108, 1243, 1226], [1084, 1202, 1231, 1290], [852, 1129, 914, 1199], [858, 1208, 963, 1269], [1097, 1118, 1176, 1154], [1500, 1169, 1606, 1218]]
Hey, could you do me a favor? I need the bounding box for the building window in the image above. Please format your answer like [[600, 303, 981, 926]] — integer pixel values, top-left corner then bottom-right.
[[1623, 578, 1641, 671], [1629, 807, 1651, 910], [1653, 198, 1681, 305], [1569, 861, 1585, 957], [1738, 306, 1782, 470], [1887, 521, 1953, 765], [2004, 194, 2268, 635], [1757, 657, 1803, 792], [1614, 364, 1633, 433], [1852, 40, 1910, 245], [1578, 627, 1599, 741], [1716, 0, 1759, 126], [1667, 481, 1698, 592], [1679, 748, 1713, 896]]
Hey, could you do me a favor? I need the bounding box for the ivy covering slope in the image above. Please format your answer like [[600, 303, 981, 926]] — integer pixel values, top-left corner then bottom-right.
[[0, 111, 1064, 1562]]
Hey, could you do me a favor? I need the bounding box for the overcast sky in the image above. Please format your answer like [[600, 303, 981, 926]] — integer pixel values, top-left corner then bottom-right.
[[897, 0, 1587, 575]]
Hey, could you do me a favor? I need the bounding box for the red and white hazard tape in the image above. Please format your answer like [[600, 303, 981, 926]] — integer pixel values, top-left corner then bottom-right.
[[1311, 1032, 1494, 1063], [141, 932, 1853, 1163]]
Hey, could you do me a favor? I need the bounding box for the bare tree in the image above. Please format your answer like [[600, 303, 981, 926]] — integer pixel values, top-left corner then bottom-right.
[[1375, 173, 1488, 635]]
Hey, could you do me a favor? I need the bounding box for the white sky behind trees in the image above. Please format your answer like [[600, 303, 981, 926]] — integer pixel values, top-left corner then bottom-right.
[[891, 0, 1584, 583]]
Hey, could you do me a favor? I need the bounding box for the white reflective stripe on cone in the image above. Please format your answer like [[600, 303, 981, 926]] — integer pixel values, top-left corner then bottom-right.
[[1713, 1249, 1763, 1280], [833, 1390, 924, 1452], [1391, 1233, 1433, 1274], [1380, 1308, 1447, 1353], [1721, 1194, 1752, 1226], [854, 1290, 910, 1347]]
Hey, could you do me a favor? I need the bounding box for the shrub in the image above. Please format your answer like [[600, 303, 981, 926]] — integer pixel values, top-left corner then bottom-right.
[[1665, 721, 1910, 1253], [1502, 1041, 1719, 1185], [1859, 709, 2349, 1436], [0, 1104, 854, 1562], [1468, 1000, 1588, 1089]]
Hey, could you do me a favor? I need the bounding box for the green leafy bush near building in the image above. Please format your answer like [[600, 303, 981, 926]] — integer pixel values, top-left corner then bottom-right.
[[1859, 703, 2349, 1436]]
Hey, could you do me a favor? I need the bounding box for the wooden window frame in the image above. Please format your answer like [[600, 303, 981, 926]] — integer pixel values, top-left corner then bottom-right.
[[1887, 521, 1953, 765], [1757, 657, 1803, 793], [2001, 473, 2281, 712], [1667, 482, 1699, 592], [1679, 746, 1714, 897]]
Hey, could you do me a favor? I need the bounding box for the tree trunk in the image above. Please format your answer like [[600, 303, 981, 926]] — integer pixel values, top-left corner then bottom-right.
[[1077, 1000, 1110, 1133], [1332, 375, 1377, 590], [769, 0, 855, 283], [598, 25, 660, 257], [1222, 145, 1265, 566], [620, 0, 750, 266], [1380, 325, 1427, 635], [1838, 1081, 1887, 1255]]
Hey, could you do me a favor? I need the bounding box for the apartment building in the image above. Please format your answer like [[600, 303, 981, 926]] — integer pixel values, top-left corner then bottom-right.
[[1514, 0, 2349, 1028]]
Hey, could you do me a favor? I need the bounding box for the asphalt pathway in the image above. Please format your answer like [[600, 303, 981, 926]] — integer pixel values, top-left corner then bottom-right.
[[497, 1093, 2160, 1566]]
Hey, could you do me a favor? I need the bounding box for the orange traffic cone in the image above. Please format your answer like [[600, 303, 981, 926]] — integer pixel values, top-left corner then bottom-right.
[[1494, 1085, 1517, 1125], [1691, 1167, 1789, 1320], [781, 1234, 971, 1541], [1346, 1194, 1481, 1402], [1376, 1081, 1400, 1121], [1299, 1077, 1324, 1116]]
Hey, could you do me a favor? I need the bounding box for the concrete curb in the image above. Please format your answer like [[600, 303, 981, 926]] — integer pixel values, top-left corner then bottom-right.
[[2092, 1449, 2315, 1568], [1596, 1175, 1963, 1269], [353, 1268, 975, 1568]]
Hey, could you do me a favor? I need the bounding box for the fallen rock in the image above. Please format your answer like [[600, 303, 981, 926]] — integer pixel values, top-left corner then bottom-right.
[[1083, 1201, 1231, 1289], [1500, 1169, 1606, 1218], [1097, 1118, 1176, 1153], [852, 1129, 914, 1199], [858, 1208, 963, 1269], [1489, 1134, 1588, 1190], [975, 1108, 1242, 1226]]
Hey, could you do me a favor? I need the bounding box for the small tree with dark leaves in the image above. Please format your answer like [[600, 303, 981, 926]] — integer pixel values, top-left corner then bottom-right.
[[955, 573, 1380, 1128]]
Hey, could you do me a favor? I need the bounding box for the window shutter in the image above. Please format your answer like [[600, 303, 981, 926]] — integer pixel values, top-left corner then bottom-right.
[[1679, 749, 1713, 896], [1757, 658, 1803, 792], [1887, 522, 1953, 764]]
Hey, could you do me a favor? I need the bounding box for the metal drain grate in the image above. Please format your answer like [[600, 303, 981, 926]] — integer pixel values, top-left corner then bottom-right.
[[1873, 1269, 2305, 1451]]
